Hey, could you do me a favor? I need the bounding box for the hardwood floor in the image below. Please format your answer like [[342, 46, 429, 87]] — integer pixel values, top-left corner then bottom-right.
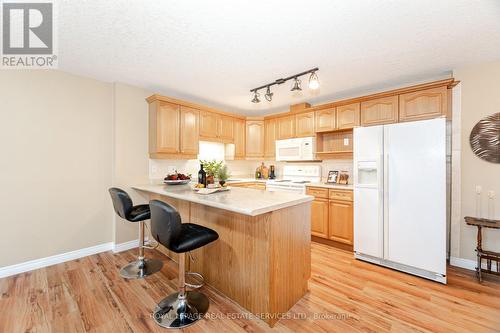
[[1, 242, 499, 333]]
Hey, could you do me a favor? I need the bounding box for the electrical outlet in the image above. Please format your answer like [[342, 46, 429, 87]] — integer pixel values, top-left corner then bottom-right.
[[343, 138, 349, 146], [475, 185, 482, 194], [488, 190, 495, 199]]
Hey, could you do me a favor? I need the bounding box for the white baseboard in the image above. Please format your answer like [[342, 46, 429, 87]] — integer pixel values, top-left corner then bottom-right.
[[450, 256, 498, 271], [113, 239, 139, 253], [0, 238, 147, 279], [0, 242, 114, 279]]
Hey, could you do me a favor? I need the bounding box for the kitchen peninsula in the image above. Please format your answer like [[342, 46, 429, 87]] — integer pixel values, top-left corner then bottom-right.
[[132, 184, 313, 327]]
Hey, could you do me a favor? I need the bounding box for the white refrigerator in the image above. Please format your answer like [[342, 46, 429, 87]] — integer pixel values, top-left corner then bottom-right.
[[353, 118, 447, 283]]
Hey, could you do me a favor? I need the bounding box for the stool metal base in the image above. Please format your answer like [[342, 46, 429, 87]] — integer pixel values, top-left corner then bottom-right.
[[153, 291, 209, 329], [119, 259, 163, 279]]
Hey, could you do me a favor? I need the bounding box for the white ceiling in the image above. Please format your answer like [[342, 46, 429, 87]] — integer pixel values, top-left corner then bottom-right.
[[58, 0, 500, 115]]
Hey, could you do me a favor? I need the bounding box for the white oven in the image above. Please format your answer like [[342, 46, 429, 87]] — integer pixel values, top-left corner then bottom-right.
[[266, 165, 321, 194], [275, 137, 316, 161]]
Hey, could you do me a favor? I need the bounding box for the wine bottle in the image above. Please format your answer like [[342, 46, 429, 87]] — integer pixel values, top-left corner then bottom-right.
[[198, 163, 207, 186]]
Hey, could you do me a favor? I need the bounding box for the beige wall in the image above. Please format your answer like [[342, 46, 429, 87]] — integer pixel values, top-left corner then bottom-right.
[[112, 82, 152, 244], [454, 60, 500, 261], [0, 70, 113, 267]]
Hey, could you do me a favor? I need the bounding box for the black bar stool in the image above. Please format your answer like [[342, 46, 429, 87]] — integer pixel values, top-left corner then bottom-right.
[[108, 188, 163, 279], [149, 200, 219, 329]]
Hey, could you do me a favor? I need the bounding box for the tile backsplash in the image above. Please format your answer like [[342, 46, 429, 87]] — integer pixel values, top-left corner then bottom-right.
[[150, 158, 353, 184]]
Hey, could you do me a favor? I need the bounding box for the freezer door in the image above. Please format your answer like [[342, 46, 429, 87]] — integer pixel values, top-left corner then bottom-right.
[[353, 126, 384, 257], [384, 118, 446, 276]]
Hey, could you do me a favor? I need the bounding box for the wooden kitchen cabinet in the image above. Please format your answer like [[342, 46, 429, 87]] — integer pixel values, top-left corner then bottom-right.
[[361, 96, 399, 126], [246, 120, 265, 157], [329, 199, 353, 245], [336, 103, 360, 129], [152, 101, 180, 154], [218, 115, 234, 141], [233, 118, 246, 158], [199, 110, 219, 139], [148, 99, 199, 159], [295, 111, 315, 137], [264, 118, 277, 158], [315, 108, 336, 132], [311, 198, 329, 238], [308, 186, 353, 248], [399, 86, 448, 122], [180, 106, 199, 154], [277, 115, 296, 139]]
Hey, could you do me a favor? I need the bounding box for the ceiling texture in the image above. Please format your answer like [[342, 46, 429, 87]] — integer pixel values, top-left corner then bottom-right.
[[58, 0, 500, 115]]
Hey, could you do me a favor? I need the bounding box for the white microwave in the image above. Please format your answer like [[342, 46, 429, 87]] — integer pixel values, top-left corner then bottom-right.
[[275, 137, 316, 161]]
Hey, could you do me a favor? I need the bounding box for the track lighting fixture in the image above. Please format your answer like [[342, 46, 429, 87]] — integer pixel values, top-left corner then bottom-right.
[[251, 91, 260, 103], [250, 67, 319, 103], [290, 77, 302, 92], [265, 86, 273, 101], [308, 71, 319, 90]]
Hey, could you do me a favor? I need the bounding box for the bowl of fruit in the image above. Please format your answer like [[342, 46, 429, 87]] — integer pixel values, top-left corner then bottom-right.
[[163, 172, 191, 185]]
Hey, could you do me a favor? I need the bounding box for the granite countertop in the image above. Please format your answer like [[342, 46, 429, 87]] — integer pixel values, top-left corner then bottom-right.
[[305, 182, 354, 190], [132, 183, 313, 216]]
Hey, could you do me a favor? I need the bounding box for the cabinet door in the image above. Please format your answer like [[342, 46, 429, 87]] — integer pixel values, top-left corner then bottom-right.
[[315, 108, 336, 132], [218, 116, 234, 141], [156, 102, 180, 153], [336, 103, 360, 129], [328, 200, 353, 245], [361, 96, 398, 126], [295, 111, 315, 137], [399, 86, 448, 122], [277, 116, 296, 139], [246, 120, 264, 157], [233, 119, 246, 158], [311, 198, 329, 238], [180, 106, 199, 154], [264, 118, 277, 158], [199, 111, 219, 139]]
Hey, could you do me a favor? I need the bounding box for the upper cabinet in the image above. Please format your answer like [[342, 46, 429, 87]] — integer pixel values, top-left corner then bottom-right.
[[218, 116, 234, 141], [148, 100, 198, 159], [151, 101, 180, 154], [399, 87, 448, 122], [199, 111, 218, 139], [246, 120, 265, 158], [233, 118, 246, 159], [277, 115, 296, 140], [315, 108, 336, 132], [360, 96, 399, 126], [336, 103, 360, 129], [180, 106, 199, 155], [199, 111, 235, 142], [264, 118, 277, 158], [295, 111, 315, 137]]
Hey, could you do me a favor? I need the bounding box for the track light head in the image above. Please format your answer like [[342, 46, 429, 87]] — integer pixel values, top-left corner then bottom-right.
[[265, 86, 273, 102], [251, 91, 260, 103], [291, 77, 302, 92], [308, 71, 320, 90]]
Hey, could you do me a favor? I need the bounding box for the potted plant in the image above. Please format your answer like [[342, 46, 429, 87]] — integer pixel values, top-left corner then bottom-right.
[[200, 160, 223, 185], [217, 165, 231, 187]]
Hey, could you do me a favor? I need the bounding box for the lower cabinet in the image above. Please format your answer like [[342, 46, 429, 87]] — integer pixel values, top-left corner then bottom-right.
[[328, 199, 353, 245], [311, 198, 329, 238], [229, 182, 266, 190], [307, 187, 353, 248]]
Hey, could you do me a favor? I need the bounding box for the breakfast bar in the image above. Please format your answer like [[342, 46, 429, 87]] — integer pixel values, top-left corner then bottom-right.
[[132, 184, 313, 327]]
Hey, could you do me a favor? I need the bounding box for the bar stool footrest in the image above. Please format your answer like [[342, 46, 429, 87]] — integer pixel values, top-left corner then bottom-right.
[[185, 271, 204, 289]]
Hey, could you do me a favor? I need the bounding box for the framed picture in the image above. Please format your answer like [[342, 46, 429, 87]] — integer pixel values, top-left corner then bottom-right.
[[338, 171, 349, 185], [327, 170, 339, 183]]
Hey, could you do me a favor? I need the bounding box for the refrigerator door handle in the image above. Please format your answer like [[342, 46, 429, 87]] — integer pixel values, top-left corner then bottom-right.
[[383, 152, 389, 259]]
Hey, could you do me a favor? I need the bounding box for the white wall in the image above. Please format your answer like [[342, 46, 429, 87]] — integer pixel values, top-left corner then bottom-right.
[[453, 60, 500, 261], [112, 83, 152, 244], [0, 70, 113, 267]]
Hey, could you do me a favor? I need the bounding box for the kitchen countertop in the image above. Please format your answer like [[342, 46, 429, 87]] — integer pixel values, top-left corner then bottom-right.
[[305, 182, 354, 190], [132, 183, 313, 216]]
